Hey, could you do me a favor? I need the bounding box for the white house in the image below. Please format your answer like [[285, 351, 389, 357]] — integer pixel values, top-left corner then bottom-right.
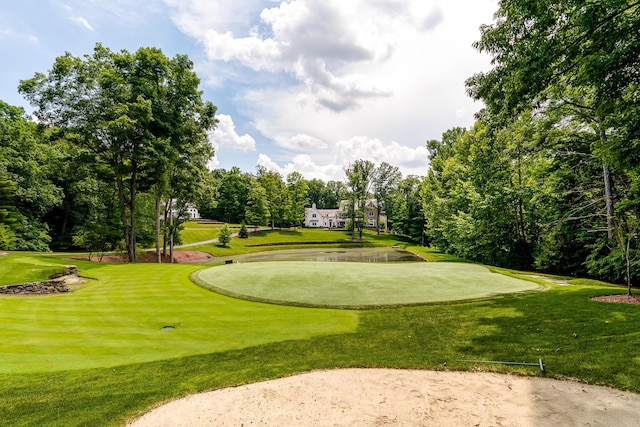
[[185, 203, 200, 219], [304, 201, 387, 229], [304, 203, 346, 228]]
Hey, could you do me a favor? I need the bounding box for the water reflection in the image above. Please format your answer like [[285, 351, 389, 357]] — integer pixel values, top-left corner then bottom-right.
[[237, 248, 424, 263]]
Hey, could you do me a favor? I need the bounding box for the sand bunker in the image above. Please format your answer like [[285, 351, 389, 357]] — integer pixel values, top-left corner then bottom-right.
[[127, 368, 640, 426]]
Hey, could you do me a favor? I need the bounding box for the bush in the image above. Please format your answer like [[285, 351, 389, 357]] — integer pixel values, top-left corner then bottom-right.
[[218, 224, 232, 247], [238, 222, 249, 238]]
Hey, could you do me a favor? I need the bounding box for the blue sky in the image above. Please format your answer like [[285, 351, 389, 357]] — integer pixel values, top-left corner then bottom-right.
[[1, 0, 497, 180]]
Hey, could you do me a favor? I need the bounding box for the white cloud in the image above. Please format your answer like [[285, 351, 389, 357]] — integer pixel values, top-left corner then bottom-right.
[[169, 0, 442, 112], [255, 135, 429, 181], [209, 114, 256, 151], [207, 114, 256, 171], [285, 134, 328, 151], [257, 153, 345, 181], [168, 0, 497, 179], [335, 136, 429, 173], [70, 15, 95, 31]]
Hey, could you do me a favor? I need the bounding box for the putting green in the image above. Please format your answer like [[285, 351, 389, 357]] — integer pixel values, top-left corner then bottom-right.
[[193, 261, 544, 308]]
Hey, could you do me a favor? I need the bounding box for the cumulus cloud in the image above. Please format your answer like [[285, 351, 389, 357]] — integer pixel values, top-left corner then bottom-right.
[[257, 153, 345, 181], [167, 0, 440, 112], [209, 114, 256, 151], [207, 114, 256, 170], [285, 134, 328, 151], [167, 0, 497, 178], [255, 134, 430, 182], [334, 136, 430, 173]]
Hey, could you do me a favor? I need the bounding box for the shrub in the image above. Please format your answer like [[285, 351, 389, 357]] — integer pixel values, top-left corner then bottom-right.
[[238, 222, 249, 238], [218, 224, 232, 247]]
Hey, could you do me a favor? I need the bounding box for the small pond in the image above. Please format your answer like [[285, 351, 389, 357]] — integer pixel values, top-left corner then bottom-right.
[[227, 247, 424, 263]]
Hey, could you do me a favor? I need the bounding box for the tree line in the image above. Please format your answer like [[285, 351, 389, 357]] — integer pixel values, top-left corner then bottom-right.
[[1, 1, 637, 289], [424, 0, 639, 293], [199, 161, 424, 241], [1, 44, 216, 262]]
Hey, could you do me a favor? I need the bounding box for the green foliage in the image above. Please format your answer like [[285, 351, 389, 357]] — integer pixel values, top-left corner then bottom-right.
[[244, 179, 268, 228], [19, 44, 216, 261], [212, 167, 253, 224], [0, 224, 15, 251], [345, 160, 375, 239], [217, 224, 232, 247], [464, 0, 640, 283], [72, 222, 121, 260], [238, 222, 249, 238], [390, 175, 423, 241], [372, 162, 401, 235], [286, 171, 309, 228], [0, 101, 64, 250], [422, 119, 543, 269], [257, 168, 288, 228]]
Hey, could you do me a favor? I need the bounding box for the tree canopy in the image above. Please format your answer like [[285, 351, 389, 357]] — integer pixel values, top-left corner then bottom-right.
[[19, 44, 216, 261]]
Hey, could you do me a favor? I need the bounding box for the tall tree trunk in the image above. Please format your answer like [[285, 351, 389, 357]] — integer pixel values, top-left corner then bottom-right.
[[376, 197, 381, 235], [603, 161, 614, 240], [155, 177, 162, 263], [169, 206, 175, 264], [625, 237, 632, 296], [599, 127, 614, 240], [129, 164, 137, 263], [116, 174, 132, 262], [162, 198, 171, 257]]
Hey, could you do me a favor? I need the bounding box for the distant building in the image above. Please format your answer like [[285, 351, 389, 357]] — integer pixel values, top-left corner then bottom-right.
[[304, 201, 386, 229], [185, 203, 200, 219]]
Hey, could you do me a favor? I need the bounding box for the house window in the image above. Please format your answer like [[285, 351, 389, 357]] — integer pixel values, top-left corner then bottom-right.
[[368, 211, 374, 217], [312, 213, 317, 218]]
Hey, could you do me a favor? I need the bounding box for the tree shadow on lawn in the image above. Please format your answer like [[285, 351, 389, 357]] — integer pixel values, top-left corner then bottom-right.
[[453, 287, 640, 389]]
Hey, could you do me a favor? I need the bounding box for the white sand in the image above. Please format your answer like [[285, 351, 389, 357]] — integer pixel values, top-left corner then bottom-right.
[[126, 368, 640, 426]]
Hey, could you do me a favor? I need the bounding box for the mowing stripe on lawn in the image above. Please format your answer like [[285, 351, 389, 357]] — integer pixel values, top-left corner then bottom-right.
[[0, 262, 357, 373]]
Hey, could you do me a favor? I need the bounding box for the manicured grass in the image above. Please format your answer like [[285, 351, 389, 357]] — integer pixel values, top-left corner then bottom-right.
[[0, 260, 357, 374], [2, 236, 640, 427], [187, 228, 412, 257], [194, 261, 543, 308], [179, 222, 235, 245], [0, 255, 68, 286], [1, 277, 639, 426]]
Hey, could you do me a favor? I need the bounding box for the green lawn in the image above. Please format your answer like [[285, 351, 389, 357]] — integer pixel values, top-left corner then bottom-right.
[[179, 221, 233, 245], [0, 259, 356, 374], [186, 228, 412, 257], [0, 255, 68, 286], [1, 232, 640, 426], [194, 261, 543, 308]]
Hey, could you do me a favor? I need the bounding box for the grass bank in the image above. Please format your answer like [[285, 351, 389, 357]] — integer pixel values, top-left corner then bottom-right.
[[0, 255, 69, 286]]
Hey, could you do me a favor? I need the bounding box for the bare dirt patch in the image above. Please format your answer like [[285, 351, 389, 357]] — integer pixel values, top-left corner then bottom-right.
[[78, 251, 212, 264], [591, 294, 640, 305]]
